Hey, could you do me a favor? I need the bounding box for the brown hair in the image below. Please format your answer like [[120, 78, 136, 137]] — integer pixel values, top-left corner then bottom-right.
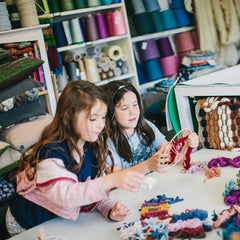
[[20, 81, 112, 180], [101, 80, 155, 163]]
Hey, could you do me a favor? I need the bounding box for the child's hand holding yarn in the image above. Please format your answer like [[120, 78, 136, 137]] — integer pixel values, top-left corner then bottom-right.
[[108, 201, 131, 222], [186, 132, 199, 149], [103, 168, 146, 193]]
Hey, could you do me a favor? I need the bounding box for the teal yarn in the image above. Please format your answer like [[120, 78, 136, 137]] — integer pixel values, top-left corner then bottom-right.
[[74, 0, 88, 8], [149, 11, 165, 32]]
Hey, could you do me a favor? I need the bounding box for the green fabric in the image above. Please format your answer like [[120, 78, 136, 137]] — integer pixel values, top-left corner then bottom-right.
[[168, 84, 181, 133], [0, 57, 44, 89], [0, 48, 12, 63]]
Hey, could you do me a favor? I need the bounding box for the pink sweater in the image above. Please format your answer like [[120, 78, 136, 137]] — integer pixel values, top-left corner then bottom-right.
[[17, 158, 117, 220]]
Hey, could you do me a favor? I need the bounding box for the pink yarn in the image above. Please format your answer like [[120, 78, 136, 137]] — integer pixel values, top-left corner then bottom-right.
[[167, 218, 202, 232], [213, 208, 236, 228]]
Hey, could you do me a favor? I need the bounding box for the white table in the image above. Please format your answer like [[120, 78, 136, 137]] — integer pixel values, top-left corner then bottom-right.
[[9, 149, 240, 240]]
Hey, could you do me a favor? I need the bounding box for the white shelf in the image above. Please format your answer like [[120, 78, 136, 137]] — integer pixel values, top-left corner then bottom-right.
[[131, 26, 195, 43], [57, 34, 128, 52]]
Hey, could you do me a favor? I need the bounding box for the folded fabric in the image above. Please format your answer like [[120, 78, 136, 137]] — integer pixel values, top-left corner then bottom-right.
[[0, 57, 44, 89]]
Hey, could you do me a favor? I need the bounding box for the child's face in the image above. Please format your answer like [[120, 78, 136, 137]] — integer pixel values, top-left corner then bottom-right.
[[75, 99, 107, 143], [114, 91, 140, 136]]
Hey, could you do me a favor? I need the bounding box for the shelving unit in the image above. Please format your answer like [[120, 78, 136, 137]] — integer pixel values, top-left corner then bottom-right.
[[131, 25, 195, 92], [0, 25, 57, 115], [50, 1, 139, 91]]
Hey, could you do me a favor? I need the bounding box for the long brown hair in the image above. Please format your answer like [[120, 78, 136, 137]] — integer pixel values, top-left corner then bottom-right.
[[20, 81, 112, 180], [101, 80, 155, 163]]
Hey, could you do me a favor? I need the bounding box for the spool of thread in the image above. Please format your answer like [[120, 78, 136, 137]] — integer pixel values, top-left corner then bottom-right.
[[173, 7, 191, 27], [61, 0, 75, 11], [111, 10, 127, 36], [161, 9, 178, 30], [107, 69, 114, 78], [86, 46, 102, 56], [125, 0, 134, 16], [101, 63, 109, 72], [103, 45, 123, 61], [130, 0, 146, 14], [0, 2, 12, 31], [6, 3, 20, 29], [74, 0, 88, 8], [142, 58, 164, 81], [87, 0, 100, 7], [17, 0, 39, 27], [109, 60, 116, 70], [159, 55, 179, 77], [135, 39, 160, 62], [169, 0, 184, 9], [53, 21, 68, 47], [174, 31, 195, 53], [101, 0, 112, 4], [142, 0, 160, 12], [100, 71, 108, 80], [121, 64, 129, 75], [112, 0, 121, 2], [157, 37, 174, 57], [135, 60, 148, 84], [157, 0, 169, 10], [96, 13, 109, 39], [85, 14, 100, 41], [132, 12, 155, 35], [78, 59, 87, 80], [127, 15, 137, 37], [65, 62, 79, 81], [48, 0, 60, 13], [149, 11, 165, 32], [57, 65, 69, 91], [62, 20, 73, 45], [84, 57, 101, 83], [116, 59, 124, 68], [63, 53, 74, 63], [113, 67, 122, 77], [70, 18, 84, 44], [105, 12, 114, 36], [73, 53, 81, 61]]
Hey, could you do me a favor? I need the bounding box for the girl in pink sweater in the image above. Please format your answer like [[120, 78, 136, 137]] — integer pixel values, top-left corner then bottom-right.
[[6, 81, 145, 236]]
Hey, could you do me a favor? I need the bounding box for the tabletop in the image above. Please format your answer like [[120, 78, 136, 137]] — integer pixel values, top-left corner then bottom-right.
[[9, 148, 240, 240]]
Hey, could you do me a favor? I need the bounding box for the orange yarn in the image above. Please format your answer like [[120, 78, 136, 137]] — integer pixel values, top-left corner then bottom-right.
[[204, 167, 222, 183]]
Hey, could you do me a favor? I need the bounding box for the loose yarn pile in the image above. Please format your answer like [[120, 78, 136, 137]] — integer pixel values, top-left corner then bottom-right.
[[119, 194, 212, 240], [195, 97, 240, 150]]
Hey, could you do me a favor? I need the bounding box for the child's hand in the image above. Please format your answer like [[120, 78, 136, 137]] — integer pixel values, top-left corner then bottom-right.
[[103, 168, 146, 193], [187, 132, 199, 149], [146, 148, 169, 172], [108, 201, 131, 222]]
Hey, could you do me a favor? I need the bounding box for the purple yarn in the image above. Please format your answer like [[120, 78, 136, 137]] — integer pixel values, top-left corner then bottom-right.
[[207, 156, 240, 168]]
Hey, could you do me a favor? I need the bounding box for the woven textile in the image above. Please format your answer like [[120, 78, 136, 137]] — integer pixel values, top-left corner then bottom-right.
[[195, 96, 240, 150]]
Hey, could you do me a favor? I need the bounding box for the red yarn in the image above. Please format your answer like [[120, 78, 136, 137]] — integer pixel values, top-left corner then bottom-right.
[[170, 135, 193, 169]]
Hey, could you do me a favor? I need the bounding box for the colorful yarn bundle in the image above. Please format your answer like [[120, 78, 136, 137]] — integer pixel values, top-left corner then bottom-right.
[[119, 218, 169, 240], [213, 206, 240, 240], [223, 171, 240, 206], [204, 167, 222, 183], [195, 97, 240, 150], [139, 194, 183, 220], [168, 209, 212, 238]]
